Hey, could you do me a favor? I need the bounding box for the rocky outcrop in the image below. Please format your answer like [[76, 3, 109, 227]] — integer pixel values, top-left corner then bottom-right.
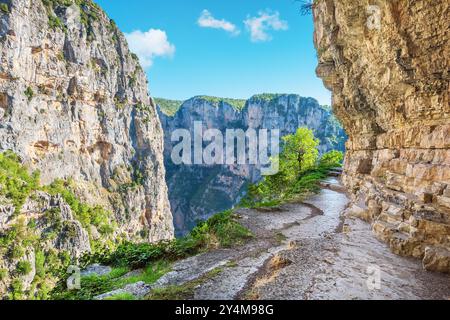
[[313, 0, 449, 271], [0, 0, 173, 298], [158, 94, 346, 235], [0, 0, 173, 241]]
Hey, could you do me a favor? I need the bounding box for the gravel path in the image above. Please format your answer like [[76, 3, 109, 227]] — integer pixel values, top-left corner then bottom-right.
[[192, 177, 450, 300], [98, 177, 450, 300]]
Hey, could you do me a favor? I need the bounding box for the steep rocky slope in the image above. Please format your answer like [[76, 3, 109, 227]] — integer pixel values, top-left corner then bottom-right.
[[313, 0, 449, 271], [0, 0, 173, 298], [158, 94, 346, 235]]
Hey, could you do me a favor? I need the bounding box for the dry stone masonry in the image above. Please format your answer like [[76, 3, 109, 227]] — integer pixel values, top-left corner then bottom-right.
[[313, 0, 449, 272]]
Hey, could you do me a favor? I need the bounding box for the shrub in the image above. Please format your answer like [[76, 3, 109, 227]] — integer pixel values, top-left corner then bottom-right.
[[86, 210, 253, 270], [44, 179, 113, 233], [35, 281, 52, 300], [319, 150, 344, 168], [24, 87, 34, 101], [0, 268, 7, 280], [190, 210, 253, 248], [0, 150, 40, 213], [0, 3, 9, 14], [10, 278, 23, 300], [48, 15, 64, 30], [51, 261, 170, 300], [35, 251, 46, 278], [10, 245, 25, 260], [16, 261, 32, 275]]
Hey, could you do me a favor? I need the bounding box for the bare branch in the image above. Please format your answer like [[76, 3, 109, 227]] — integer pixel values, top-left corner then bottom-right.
[[297, 0, 315, 16]]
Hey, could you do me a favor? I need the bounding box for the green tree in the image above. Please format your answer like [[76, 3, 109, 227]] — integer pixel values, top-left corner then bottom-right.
[[319, 150, 344, 168], [241, 128, 345, 207], [279, 127, 320, 180]]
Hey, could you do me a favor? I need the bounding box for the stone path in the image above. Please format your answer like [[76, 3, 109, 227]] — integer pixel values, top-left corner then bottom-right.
[[97, 177, 450, 300]]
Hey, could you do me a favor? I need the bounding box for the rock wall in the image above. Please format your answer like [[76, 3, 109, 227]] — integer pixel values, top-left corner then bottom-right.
[[313, 0, 449, 272], [158, 94, 346, 235], [0, 0, 173, 297]]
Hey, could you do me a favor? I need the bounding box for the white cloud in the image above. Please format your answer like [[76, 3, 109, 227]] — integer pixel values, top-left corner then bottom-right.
[[125, 29, 175, 68], [244, 11, 288, 42], [197, 10, 240, 35]]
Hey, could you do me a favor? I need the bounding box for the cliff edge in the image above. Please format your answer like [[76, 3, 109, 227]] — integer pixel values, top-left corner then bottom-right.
[[0, 0, 173, 297]]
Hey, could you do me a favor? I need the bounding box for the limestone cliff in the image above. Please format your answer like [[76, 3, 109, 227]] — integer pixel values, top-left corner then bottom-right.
[[0, 0, 173, 297], [158, 94, 346, 235], [313, 0, 449, 272]]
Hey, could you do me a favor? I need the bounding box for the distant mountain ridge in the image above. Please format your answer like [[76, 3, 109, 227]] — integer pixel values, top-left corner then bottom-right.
[[156, 94, 329, 115]]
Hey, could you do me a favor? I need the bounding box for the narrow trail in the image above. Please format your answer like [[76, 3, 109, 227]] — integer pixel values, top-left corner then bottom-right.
[[191, 177, 450, 300], [98, 177, 450, 300]]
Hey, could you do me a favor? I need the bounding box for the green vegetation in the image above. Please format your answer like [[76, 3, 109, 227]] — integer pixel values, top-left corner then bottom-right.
[[190, 210, 253, 248], [134, 102, 155, 124], [50, 208, 252, 300], [0, 3, 9, 14], [91, 209, 252, 270], [41, 0, 101, 37], [196, 96, 247, 111], [10, 278, 23, 300], [0, 151, 40, 214], [48, 15, 65, 30], [0, 268, 7, 280], [0, 151, 117, 299], [44, 179, 114, 237], [241, 128, 343, 207], [319, 150, 344, 168], [250, 93, 284, 102], [108, 19, 119, 44], [156, 95, 249, 115], [147, 267, 223, 300], [128, 73, 137, 86], [134, 102, 152, 114], [35, 251, 46, 278], [24, 87, 34, 102], [42, 0, 70, 31], [16, 261, 32, 275], [104, 292, 136, 300], [52, 261, 170, 300], [56, 51, 65, 62], [154, 98, 183, 116], [114, 96, 126, 110]]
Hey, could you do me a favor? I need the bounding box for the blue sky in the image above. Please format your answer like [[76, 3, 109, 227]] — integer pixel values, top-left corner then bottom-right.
[[95, 0, 331, 105]]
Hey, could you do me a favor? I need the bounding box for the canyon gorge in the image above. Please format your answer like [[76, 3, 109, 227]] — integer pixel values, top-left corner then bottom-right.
[[157, 95, 346, 235], [0, 0, 448, 301]]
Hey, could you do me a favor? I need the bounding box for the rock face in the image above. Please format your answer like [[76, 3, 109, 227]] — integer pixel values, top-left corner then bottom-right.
[[158, 95, 346, 235], [0, 0, 173, 297], [313, 0, 449, 272], [0, 0, 173, 241]]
